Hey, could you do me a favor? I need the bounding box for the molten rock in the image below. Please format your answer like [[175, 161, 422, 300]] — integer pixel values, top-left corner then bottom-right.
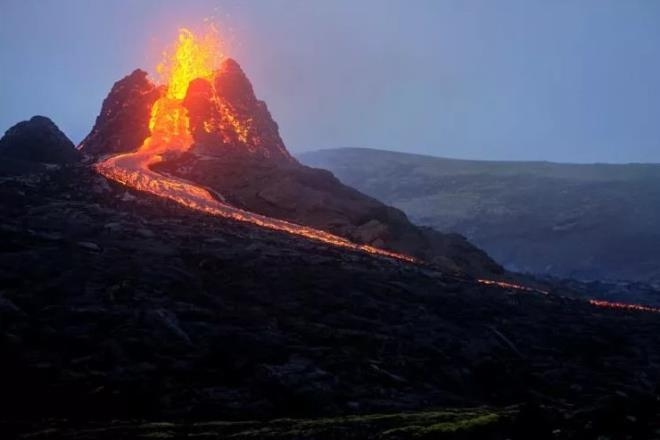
[[81, 60, 291, 162]]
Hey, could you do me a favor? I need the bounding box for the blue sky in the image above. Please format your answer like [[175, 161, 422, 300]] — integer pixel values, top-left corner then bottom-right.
[[1, 0, 659, 163]]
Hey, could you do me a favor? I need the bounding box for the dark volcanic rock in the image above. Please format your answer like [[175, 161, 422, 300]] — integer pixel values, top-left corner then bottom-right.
[[300, 147, 660, 283], [155, 153, 503, 276], [79, 69, 162, 156], [184, 58, 292, 162], [0, 116, 78, 164], [1, 164, 660, 431]]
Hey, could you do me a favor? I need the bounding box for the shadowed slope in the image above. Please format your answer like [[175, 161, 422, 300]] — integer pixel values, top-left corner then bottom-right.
[[81, 60, 503, 276], [300, 147, 660, 282]]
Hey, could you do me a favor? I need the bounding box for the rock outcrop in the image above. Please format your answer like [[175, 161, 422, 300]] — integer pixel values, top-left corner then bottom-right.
[[78, 69, 162, 156], [80, 60, 291, 162], [0, 116, 78, 164]]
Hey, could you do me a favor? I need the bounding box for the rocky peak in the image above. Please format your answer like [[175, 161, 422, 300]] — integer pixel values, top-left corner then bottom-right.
[[0, 115, 79, 164], [214, 58, 258, 105], [184, 58, 293, 162], [79, 69, 162, 156], [80, 61, 292, 162]]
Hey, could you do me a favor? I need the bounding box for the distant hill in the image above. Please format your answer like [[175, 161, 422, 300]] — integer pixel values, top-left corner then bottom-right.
[[299, 148, 660, 282]]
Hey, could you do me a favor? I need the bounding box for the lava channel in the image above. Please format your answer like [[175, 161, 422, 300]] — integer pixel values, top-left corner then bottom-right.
[[478, 278, 660, 315], [96, 151, 415, 263]]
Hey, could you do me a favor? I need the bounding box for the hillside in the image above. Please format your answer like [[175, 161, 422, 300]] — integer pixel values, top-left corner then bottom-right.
[[0, 117, 658, 436], [299, 148, 660, 282], [3, 161, 660, 438]]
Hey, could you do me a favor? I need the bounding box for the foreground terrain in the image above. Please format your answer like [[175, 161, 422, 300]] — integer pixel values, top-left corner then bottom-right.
[[2, 164, 660, 438], [300, 148, 660, 283]]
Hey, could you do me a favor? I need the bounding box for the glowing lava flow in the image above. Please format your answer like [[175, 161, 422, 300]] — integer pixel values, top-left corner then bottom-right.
[[589, 299, 660, 314], [96, 154, 415, 262], [478, 278, 660, 315], [95, 28, 415, 264], [477, 279, 549, 294]]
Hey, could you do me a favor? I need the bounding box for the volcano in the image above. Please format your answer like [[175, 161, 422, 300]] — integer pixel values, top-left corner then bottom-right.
[[79, 29, 501, 276], [4, 26, 660, 440]]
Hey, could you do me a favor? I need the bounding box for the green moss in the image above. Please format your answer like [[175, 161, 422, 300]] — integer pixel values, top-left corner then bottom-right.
[[425, 413, 500, 433], [381, 412, 504, 438], [16, 407, 516, 439], [225, 408, 509, 439]]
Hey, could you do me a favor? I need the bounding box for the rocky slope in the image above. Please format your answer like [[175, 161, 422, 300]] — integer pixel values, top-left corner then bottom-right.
[[79, 61, 502, 277], [4, 64, 660, 437], [300, 148, 660, 283], [184, 59, 291, 162], [78, 69, 162, 157], [1, 160, 660, 438]]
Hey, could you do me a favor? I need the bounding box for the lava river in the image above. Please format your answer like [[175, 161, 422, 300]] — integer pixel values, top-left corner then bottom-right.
[[96, 150, 415, 263]]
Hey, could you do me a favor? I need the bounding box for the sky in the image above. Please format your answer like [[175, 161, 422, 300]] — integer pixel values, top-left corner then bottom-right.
[[1, 0, 660, 163]]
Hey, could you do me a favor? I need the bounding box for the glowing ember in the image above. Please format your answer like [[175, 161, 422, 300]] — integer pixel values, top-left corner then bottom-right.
[[95, 28, 415, 263]]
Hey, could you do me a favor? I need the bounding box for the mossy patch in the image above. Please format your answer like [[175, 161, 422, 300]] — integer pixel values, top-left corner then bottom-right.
[[11, 406, 516, 439]]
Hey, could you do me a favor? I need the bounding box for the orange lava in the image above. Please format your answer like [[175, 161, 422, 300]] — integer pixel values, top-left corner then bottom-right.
[[477, 279, 549, 295], [478, 279, 660, 315], [95, 28, 415, 264], [589, 299, 660, 314]]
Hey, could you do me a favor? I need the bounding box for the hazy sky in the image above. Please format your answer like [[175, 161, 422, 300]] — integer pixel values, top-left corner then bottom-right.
[[1, 0, 659, 163]]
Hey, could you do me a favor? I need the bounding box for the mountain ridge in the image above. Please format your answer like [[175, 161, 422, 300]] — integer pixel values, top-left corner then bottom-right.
[[299, 147, 660, 282], [300, 147, 660, 178]]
